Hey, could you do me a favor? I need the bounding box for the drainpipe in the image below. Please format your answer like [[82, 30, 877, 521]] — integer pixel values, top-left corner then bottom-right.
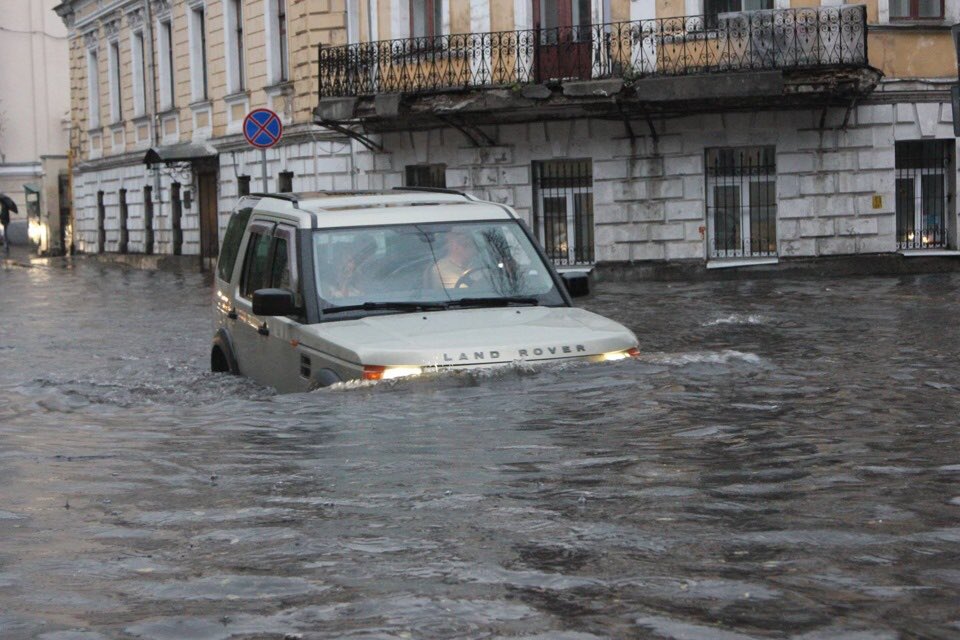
[[144, 0, 161, 197]]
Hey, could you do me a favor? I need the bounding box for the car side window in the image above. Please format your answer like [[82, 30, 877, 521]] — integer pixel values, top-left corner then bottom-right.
[[271, 225, 299, 297], [217, 206, 252, 282], [241, 231, 273, 299], [271, 237, 290, 290]]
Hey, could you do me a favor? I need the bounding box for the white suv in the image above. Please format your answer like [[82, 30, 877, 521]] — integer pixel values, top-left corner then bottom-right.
[[211, 189, 638, 392]]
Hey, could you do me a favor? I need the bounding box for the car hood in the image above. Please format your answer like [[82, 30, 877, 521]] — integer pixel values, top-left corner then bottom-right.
[[299, 306, 637, 367]]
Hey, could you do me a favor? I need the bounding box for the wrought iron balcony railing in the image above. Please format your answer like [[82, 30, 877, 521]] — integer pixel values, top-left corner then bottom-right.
[[318, 5, 867, 99]]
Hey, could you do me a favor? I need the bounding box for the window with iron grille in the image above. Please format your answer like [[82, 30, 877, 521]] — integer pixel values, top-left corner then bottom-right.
[[706, 147, 777, 259], [532, 159, 594, 265], [404, 164, 447, 188], [895, 140, 953, 250], [890, 0, 944, 20]]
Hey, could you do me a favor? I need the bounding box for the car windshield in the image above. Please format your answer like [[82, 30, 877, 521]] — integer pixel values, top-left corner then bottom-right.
[[313, 220, 566, 316]]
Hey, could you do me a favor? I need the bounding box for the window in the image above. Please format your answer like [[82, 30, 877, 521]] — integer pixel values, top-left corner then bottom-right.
[[218, 206, 252, 281], [158, 19, 175, 109], [410, 0, 442, 38], [96, 190, 105, 253], [890, 0, 944, 19], [108, 41, 123, 123], [132, 31, 147, 116], [238, 175, 251, 196], [267, 0, 289, 84], [704, 0, 773, 28], [706, 146, 777, 259], [532, 159, 594, 265], [143, 185, 154, 255], [227, 0, 246, 92], [242, 230, 274, 298], [87, 49, 100, 128], [189, 6, 209, 101], [895, 140, 953, 250], [404, 164, 446, 188], [278, 170, 294, 193]]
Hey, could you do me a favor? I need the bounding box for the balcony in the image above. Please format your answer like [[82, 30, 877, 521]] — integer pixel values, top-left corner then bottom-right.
[[315, 6, 880, 137]]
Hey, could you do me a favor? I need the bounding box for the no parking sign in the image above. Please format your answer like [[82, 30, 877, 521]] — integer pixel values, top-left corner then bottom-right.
[[243, 108, 283, 148], [243, 109, 283, 192]]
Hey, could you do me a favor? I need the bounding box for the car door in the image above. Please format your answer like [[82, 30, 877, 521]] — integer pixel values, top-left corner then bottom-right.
[[233, 220, 276, 383], [260, 223, 309, 393]]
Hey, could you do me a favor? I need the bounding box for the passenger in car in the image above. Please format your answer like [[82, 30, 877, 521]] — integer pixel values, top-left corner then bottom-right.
[[328, 238, 377, 299]]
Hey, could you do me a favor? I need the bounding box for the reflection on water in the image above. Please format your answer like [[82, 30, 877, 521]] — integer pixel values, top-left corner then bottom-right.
[[1, 260, 959, 639]]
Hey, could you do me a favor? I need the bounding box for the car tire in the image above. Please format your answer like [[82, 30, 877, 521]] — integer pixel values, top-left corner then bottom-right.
[[211, 330, 239, 374]]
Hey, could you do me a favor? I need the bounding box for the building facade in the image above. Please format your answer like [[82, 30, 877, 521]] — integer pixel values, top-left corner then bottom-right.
[[0, 0, 71, 253], [57, 0, 960, 273]]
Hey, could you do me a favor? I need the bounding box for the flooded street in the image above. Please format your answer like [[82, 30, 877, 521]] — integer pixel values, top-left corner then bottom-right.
[[1, 257, 959, 640]]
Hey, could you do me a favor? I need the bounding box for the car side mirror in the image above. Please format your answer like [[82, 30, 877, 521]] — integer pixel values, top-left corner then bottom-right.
[[252, 288, 298, 316], [562, 273, 590, 298]]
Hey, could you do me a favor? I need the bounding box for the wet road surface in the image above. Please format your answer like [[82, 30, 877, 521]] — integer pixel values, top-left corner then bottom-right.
[[1, 256, 959, 639]]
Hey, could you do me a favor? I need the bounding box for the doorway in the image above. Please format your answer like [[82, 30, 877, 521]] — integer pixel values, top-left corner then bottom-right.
[[197, 169, 220, 266], [533, 0, 593, 82]]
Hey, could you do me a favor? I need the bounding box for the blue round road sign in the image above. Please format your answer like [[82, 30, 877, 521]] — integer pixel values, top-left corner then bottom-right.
[[243, 108, 283, 149]]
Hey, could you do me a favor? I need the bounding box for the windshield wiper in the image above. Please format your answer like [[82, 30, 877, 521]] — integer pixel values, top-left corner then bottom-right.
[[322, 301, 449, 314], [446, 296, 540, 308]]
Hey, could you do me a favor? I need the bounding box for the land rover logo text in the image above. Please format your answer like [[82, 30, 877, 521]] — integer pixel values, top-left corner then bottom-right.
[[442, 345, 588, 362]]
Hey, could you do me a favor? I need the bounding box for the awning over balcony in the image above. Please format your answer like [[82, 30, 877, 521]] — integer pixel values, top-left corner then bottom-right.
[[315, 5, 879, 135], [143, 143, 217, 167]]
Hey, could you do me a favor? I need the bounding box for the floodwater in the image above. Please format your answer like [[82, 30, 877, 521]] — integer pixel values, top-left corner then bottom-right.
[[1, 256, 959, 640]]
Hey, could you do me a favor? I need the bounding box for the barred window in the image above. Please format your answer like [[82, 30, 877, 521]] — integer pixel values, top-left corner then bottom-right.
[[706, 146, 777, 259]]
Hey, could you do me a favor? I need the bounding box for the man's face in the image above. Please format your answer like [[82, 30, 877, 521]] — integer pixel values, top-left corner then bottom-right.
[[447, 232, 474, 262]]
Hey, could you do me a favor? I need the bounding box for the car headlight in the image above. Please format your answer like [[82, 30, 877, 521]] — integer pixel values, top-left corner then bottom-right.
[[362, 365, 423, 381], [602, 347, 640, 361]]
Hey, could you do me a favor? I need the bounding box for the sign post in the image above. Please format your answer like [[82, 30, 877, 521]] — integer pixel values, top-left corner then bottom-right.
[[242, 108, 284, 192]]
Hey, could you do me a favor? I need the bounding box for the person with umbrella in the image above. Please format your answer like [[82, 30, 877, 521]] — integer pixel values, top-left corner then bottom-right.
[[0, 193, 16, 256]]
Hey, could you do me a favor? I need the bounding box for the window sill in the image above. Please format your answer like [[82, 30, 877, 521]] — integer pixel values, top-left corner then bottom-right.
[[224, 91, 250, 103], [264, 81, 294, 96], [872, 20, 950, 31], [899, 249, 960, 257], [706, 256, 779, 269], [189, 99, 212, 110]]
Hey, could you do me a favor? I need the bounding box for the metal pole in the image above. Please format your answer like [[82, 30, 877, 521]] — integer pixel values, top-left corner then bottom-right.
[[261, 148, 268, 192]]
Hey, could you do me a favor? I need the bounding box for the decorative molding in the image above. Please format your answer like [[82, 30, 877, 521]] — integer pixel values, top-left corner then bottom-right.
[[186, 0, 206, 9], [152, 0, 172, 19], [103, 17, 121, 41], [127, 8, 144, 30], [83, 29, 99, 49]]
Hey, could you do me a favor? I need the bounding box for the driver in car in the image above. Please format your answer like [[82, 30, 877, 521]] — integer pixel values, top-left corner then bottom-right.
[[427, 230, 480, 289]]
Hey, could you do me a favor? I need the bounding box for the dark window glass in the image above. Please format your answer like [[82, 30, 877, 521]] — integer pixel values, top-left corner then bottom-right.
[[277, 0, 289, 81], [217, 206, 252, 281], [891, 0, 943, 19], [238, 175, 251, 196], [411, 0, 441, 38], [278, 171, 294, 193], [404, 164, 446, 188], [241, 232, 273, 298], [271, 236, 291, 290]]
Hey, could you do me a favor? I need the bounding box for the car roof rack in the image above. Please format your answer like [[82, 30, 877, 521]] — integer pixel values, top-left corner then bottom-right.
[[391, 186, 468, 197], [249, 192, 300, 202]]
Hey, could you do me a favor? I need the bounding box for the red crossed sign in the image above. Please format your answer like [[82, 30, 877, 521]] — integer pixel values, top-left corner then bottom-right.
[[243, 108, 283, 149]]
